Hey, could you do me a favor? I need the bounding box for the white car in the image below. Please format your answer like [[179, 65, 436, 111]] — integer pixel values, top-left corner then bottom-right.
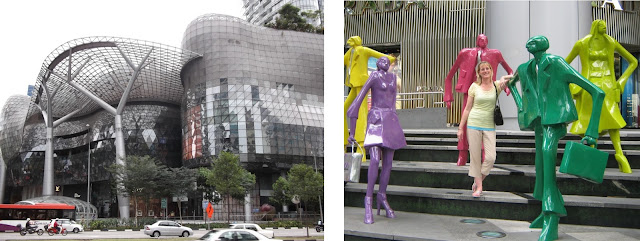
[[199, 229, 282, 241], [229, 223, 274, 238], [143, 220, 193, 237], [50, 219, 84, 233]]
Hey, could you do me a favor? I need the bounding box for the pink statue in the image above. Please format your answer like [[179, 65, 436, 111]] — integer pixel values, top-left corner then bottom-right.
[[444, 34, 513, 165]]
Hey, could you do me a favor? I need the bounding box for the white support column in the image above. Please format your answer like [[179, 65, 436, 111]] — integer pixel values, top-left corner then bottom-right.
[[244, 193, 252, 222], [42, 127, 55, 196], [0, 151, 5, 203]]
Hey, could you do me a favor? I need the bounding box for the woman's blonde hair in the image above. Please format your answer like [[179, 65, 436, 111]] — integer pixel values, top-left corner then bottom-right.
[[475, 61, 493, 84]]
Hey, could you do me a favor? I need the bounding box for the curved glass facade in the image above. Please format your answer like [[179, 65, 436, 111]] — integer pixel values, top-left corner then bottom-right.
[[0, 95, 30, 162], [181, 14, 324, 170]]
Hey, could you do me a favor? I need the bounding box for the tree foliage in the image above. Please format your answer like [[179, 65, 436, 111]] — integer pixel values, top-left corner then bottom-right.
[[108, 155, 164, 223], [271, 164, 323, 211], [264, 4, 322, 34], [108, 155, 198, 223], [199, 151, 256, 222], [159, 166, 197, 222], [270, 176, 290, 206]]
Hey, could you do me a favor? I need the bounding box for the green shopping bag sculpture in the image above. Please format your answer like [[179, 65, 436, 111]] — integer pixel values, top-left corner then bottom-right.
[[508, 35, 605, 241]]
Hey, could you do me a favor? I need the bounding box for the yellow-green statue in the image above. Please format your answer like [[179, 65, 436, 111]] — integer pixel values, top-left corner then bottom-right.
[[509, 35, 605, 241], [566, 19, 638, 174], [344, 36, 396, 160]]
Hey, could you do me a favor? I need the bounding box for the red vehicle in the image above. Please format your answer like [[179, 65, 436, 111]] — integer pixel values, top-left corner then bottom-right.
[[47, 225, 68, 236], [0, 203, 76, 232]]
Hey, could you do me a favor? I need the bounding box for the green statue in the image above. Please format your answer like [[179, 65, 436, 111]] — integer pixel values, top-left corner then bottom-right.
[[508, 36, 605, 241], [566, 19, 638, 174]]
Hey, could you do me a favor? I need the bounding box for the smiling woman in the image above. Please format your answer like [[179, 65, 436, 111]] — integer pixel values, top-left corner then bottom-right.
[[457, 61, 511, 198]]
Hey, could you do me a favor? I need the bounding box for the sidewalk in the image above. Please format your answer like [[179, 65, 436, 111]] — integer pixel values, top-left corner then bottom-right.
[[344, 207, 640, 240]]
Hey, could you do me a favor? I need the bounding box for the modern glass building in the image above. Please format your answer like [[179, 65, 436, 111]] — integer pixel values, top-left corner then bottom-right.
[[181, 14, 324, 220], [243, 0, 324, 27], [0, 13, 323, 221]]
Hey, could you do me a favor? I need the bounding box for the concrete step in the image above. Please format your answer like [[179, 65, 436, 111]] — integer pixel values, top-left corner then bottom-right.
[[405, 136, 640, 150], [344, 183, 640, 228], [357, 161, 640, 198], [344, 207, 640, 241], [403, 128, 640, 140], [393, 144, 640, 168]]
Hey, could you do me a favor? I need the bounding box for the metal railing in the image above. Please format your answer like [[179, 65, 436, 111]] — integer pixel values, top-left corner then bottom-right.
[[344, 90, 445, 109], [397, 91, 445, 108], [161, 213, 321, 224]]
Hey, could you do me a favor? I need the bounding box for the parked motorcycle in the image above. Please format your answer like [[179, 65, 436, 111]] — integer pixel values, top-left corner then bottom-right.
[[20, 226, 44, 236], [47, 226, 68, 236], [315, 220, 324, 232]]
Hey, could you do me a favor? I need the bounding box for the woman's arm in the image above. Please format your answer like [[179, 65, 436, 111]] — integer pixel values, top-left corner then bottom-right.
[[457, 94, 475, 139], [496, 75, 513, 93], [347, 73, 376, 142], [615, 41, 638, 90]]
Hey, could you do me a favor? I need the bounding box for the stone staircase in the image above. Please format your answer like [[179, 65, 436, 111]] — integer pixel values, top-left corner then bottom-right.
[[344, 128, 640, 229]]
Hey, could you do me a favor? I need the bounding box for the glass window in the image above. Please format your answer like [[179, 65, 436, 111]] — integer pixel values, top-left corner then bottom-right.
[[238, 231, 259, 240]]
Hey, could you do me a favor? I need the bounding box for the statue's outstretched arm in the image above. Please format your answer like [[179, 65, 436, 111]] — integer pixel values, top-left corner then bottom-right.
[[562, 61, 605, 142], [565, 42, 583, 97], [507, 71, 523, 111], [347, 73, 375, 141], [364, 48, 396, 64], [444, 51, 464, 106], [498, 54, 513, 96]]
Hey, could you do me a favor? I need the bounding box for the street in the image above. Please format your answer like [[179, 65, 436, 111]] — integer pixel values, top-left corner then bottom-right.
[[0, 228, 324, 240]]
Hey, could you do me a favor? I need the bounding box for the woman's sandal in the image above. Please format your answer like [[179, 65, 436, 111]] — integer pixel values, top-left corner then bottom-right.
[[472, 190, 482, 197], [472, 182, 477, 192]]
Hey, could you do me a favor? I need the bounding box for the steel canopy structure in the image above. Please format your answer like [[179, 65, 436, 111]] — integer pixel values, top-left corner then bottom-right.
[[25, 36, 201, 220], [28, 37, 201, 118]]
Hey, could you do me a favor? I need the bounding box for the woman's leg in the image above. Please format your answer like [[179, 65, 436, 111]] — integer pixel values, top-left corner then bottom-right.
[[378, 148, 395, 195], [467, 128, 483, 195], [477, 130, 497, 193], [609, 129, 632, 173], [377, 148, 396, 218], [538, 124, 567, 241], [364, 146, 381, 224]]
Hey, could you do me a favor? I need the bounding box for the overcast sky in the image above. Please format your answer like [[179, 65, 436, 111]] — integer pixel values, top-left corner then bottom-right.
[[0, 0, 245, 109]]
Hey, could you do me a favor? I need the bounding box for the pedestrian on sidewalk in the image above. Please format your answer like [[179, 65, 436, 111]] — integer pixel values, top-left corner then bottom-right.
[[348, 56, 407, 224], [457, 61, 511, 197]]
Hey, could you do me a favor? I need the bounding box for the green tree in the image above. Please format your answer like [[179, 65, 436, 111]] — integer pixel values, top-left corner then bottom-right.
[[108, 155, 163, 224], [272, 164, 323, 216], [286, 164, 323, 212], [270, 176, 290, 207], [301, 9, 323, 34], [264, 4, 318, 33], [199, 151, 256, 223], [156, 166, 197, 223]]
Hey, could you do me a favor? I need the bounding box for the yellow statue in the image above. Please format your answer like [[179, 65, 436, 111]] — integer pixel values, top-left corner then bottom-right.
[[566, 19, 638, 174], [344, 36, 396, 160]]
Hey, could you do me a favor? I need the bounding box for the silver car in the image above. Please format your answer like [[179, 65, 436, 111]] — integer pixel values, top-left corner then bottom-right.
[[199, 229, 282, 241], [229, 223, 274, 238], [143, 220, 193, 237], [54, 219, 84, 233]]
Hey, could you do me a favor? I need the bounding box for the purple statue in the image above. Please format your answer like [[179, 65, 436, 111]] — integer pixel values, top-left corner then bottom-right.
[[445, 34, 513, 166], [348, 57, 407, 224]]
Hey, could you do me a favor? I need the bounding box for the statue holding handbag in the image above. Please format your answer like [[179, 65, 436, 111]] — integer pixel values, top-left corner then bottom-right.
[[348, 56, 407, 224], [508, 36, 605, 241]]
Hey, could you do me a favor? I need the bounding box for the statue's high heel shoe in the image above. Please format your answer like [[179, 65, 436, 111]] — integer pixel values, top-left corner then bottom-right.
[[376, 193, 396, 218], [614, 154, 632, 174], [364, 196, 374, 224]]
